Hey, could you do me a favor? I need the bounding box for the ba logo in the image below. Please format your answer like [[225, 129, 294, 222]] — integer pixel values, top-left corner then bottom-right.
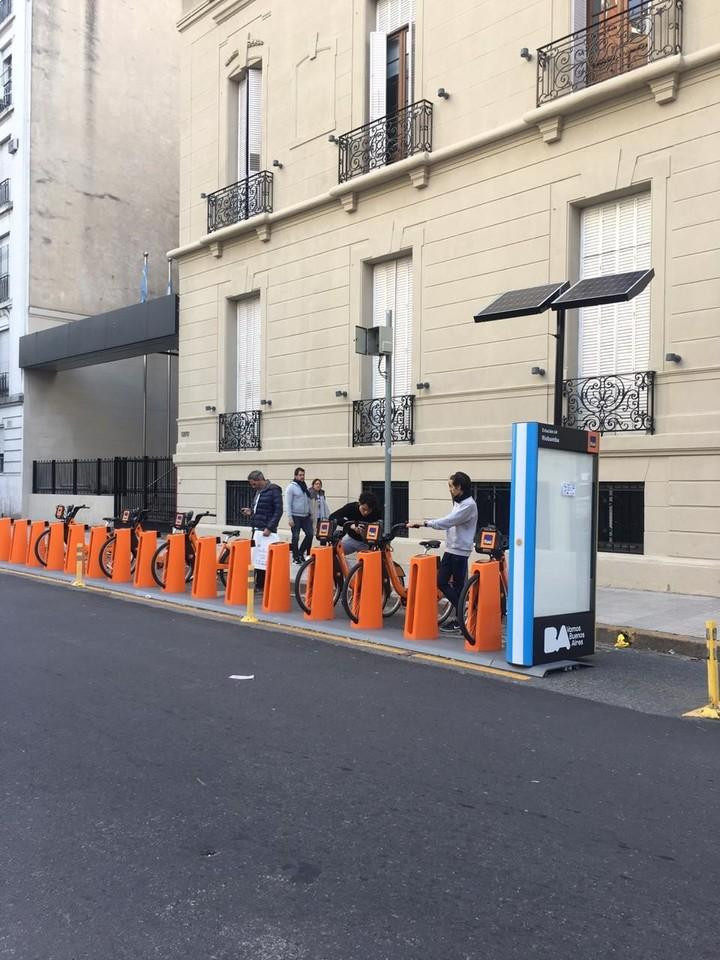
[[544, 624, 571, 654]]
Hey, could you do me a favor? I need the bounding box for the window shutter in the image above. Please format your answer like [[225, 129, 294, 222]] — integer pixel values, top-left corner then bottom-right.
[[572, 0, 586, 32], [237, 76, 248, 181], [369, 32, 387, 122], [248, 67, 262, 175], [376, 0, 415, 32], [0, 328, 8, 370], [578, 194, 651, 377], [372, 257, 413, 398], [237, 296, 261, 411]]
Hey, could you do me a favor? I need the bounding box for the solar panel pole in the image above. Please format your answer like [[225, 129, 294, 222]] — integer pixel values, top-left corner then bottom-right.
[[553, 309, 566, 427], [384, 309, 393, 532]]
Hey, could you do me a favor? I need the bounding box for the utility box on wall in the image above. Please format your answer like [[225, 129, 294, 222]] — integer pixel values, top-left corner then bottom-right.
[[507, 422, 600, 668]]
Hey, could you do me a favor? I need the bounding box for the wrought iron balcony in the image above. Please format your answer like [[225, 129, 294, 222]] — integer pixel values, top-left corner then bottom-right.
[[352, 395, 415, 446], [0, 371, 8, 398], [563, 371, 655, 434], [0, 73, 11, 111], [206, 171, 273, 234], [0, 273, 8, 302], [337, 100, 433, 184], [219, 409, 262, 451], [536, 0, 682, 106], [0, 178, 9, 205]]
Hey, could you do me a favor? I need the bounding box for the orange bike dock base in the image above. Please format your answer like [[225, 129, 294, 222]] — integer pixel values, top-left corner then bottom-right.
[[304, 545, 335, 622], [404, 554, 439, 641], [26, 521, 48, 568], [111, 528, 133, 583], [192, 536, 220, 600], [134, 530, 158, 589], [464, 560, 502, 652], [86, 526, 110, 579], [351, 550, 383, 631], [164, 534, 187, 594], [9, 520, 30, 565], [225, 539, 252, 607], [262, 541, 291, 613], [64, 524, 88, 574], [45, 522, 66, 571], [0, 517, 12, 561]]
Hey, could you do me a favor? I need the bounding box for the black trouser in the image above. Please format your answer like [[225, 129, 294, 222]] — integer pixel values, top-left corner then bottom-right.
[[291, 514, 314, 561], [437, 551, 468, 613]]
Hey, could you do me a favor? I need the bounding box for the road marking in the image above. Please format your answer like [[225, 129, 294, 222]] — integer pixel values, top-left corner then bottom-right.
[[229, 674, 255, 680], [412, 653, 532, 681]]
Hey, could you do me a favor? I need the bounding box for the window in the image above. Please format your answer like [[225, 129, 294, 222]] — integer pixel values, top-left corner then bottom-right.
[[236, 295, 261, 412], [237, 66, 262, 180], [598, 482, 644, 554], [371, 257, 412, 398], [226, 480, 254, 527], [361, 480, 409, 536], [0, 238, 7, 302], [578, 194, 651, 377], [471, 482, 511, 535], [0, 1, 11, 26], [370, 0, 415, 121], [1, 52, 11, 110]]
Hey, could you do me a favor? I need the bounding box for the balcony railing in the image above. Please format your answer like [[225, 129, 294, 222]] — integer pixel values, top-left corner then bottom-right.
[[0, 178, 9, 205], [0, 371, 8, 397], [0, 0, 11, 24], [206, 171, 273, 233], [0, 74, 11, 111], [352, 395, 415, 446], [0, 273, 8, 301], [219, 410, 262, 451], [536, 0, 682, 106], [563, 371, 655, 434], [337, 100, 433, 184]]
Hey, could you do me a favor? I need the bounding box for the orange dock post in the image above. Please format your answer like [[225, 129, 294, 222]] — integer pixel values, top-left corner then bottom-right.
[[26, 521, 48, 567], [304, 545, 335, 622], [86, 526, 110, 579], [351, 551, 383, 631], [191, 536, 220, 599], [110, 527, 133, 583], [64, 524, 88, 574], [9, 519, 30, 565], [224, 539, 252, 607], [464, 560, 502, 652], [403, 554, 439, 641], [163, 533, 187, 594], [0, 517, 12, 561], [133, 530, 158, 589], [262, 541, 291, 613], [46, 522, 66, 571]]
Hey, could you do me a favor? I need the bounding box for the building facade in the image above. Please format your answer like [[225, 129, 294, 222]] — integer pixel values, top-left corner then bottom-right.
[[0, 0, 181, 521], [172, 0, 720, 596]]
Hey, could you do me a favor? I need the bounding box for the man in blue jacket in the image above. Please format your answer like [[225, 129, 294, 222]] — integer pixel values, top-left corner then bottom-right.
[[241, 470, 283, 589], [409, 471, 478, 633]]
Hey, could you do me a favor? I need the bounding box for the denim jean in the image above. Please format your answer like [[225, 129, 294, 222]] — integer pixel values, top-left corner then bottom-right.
[[437, 551, 468, 612], [291, 514, 314, 561]]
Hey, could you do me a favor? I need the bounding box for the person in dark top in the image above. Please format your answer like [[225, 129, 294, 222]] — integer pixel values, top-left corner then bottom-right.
[[241, 470, 283, 589], [329, 491, 381, 555]]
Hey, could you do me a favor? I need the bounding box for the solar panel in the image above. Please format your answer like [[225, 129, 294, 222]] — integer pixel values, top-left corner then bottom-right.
[[473, 281, 570, 322], [551, 269, 654, 310]]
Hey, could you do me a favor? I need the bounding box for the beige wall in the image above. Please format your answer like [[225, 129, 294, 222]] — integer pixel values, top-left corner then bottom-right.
[[30, 0, 181, 316], [172, 0, 720, 595]]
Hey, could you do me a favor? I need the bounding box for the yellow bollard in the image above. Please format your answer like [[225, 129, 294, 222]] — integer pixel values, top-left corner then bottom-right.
[[241, 564, 259, 624], [683, 621, 720, 720], [72, 542, 85, 588]]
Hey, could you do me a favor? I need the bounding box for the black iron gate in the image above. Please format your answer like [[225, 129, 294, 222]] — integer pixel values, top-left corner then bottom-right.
[[113, 457, 177, 525]]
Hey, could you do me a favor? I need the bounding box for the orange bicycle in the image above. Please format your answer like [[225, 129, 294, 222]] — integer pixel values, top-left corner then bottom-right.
[[98, 508, 149, 578], [457, 526, 509, 647], [294, 519, 352, 613], [340, 522, 454, 625], [150, 511, 245, 587], [34, 503, 89, 566]]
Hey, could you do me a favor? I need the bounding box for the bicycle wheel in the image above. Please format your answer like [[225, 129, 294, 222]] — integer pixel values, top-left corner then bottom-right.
[[99, 535, 116, 579], [151, 540, 169, 587], [34, 528, 51, 567], [294, 557, 314, 614], [457, 572, 480, 646], [382, 561, 405, 618], [218, 546, 230, 588], [340, 562, 362, 623]]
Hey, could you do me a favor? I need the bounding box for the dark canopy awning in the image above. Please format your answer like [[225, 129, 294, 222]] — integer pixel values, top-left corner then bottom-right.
[[19, 295, 178, 371]]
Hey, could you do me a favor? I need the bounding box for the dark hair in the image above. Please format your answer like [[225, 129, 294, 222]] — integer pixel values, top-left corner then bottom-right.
[[449, 471, 472, 495], [294, 467, 305, 477], [247, 470, 265, 481], [359, 491, 378, 510], [311, 478, 323, 488]]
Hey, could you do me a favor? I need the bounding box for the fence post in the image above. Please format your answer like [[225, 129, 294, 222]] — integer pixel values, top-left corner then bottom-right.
[[32, 460, 37, 494], [96, 458, 102, 496], [51, 460, 56, 494], [72, 458, 78, 496]]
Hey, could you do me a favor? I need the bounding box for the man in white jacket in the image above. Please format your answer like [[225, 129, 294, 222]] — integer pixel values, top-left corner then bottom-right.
[[409, 471, 478, 633]]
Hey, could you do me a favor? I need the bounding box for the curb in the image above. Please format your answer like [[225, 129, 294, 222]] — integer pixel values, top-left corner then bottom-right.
[[596, 623, 707, 659]]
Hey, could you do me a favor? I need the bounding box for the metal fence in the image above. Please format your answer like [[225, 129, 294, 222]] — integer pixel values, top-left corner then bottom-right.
[[0, 371, 8, 397], [563, 371, 655, 434], [0, 178, 9, 206], [207, 170, 273, 233], [352, 395, 415, 446], [32, 456, 177, 523], [338, 100, 433, 183], [226, 480, 254, 527]]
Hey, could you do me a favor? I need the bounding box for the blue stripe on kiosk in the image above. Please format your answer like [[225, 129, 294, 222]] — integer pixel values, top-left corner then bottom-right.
[[508, 422, 599, 668]]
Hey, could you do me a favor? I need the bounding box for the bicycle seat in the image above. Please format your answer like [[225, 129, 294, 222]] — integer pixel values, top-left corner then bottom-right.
[[222, 529, 242, 537], [419, 540, 441, 550], [102, 517, 115, 523]]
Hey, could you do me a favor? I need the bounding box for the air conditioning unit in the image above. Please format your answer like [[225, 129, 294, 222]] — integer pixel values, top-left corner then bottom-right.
[[7, 138, 19, 154]]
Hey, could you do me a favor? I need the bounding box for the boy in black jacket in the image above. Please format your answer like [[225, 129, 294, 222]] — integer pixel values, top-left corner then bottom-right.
[[329, 491, 381, 555]]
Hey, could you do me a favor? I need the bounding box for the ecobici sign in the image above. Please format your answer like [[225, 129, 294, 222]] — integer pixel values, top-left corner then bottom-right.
[[507, 422, 600, 667]]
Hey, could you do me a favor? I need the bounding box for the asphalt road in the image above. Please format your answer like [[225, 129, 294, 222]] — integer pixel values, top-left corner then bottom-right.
[[2, 573, 719, 960]]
